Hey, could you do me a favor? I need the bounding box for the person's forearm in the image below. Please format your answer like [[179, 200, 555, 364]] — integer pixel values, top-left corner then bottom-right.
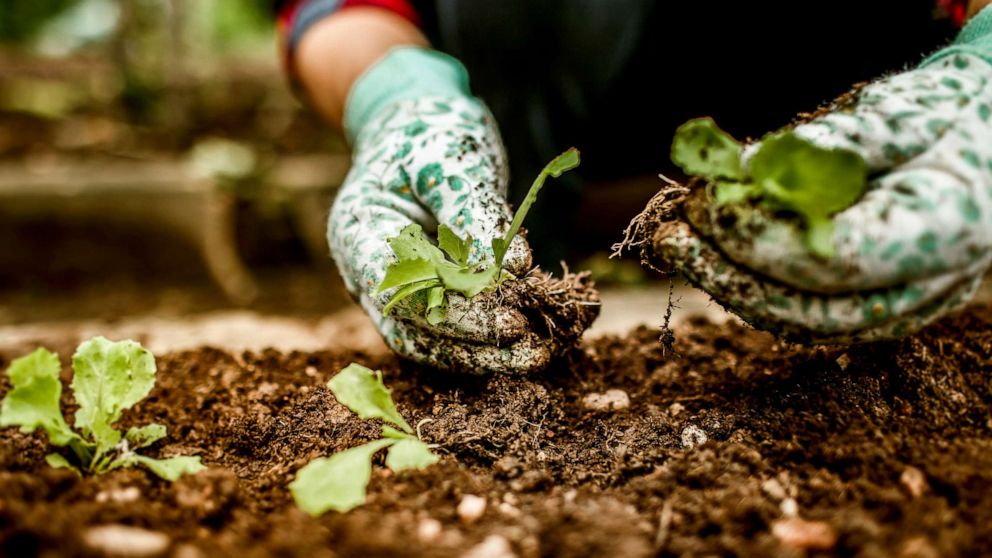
[[294, 7, 428, 127]]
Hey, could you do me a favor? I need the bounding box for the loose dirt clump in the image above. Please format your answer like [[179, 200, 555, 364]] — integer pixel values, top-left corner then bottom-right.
[[504, 267, 601, 355], [2, 304, 992, 557]]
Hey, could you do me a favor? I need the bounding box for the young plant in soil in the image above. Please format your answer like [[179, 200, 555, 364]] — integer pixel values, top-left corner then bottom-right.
[[376, 148, 581, 323], [0, 337, 205, 481], [290, 363, 438, 516], [671, 118, 868, 258]]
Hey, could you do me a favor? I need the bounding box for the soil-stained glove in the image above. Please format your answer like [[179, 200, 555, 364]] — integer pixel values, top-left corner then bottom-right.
[[645, 9, 992, 343], [328, 47, 548, 373]]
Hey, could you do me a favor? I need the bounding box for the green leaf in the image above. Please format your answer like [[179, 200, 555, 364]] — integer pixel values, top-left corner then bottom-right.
[[381, 425, 410, 439], [545, 147, 582, 177], [435, 265, 499, 298], [70, 338, 157, 452], [126, 424, 167, 449], [131, 455, 205, 482], [45, 452, 79, 473], [377, 258, 439, 293], [0, 348, 80, 446], [712, 182, 759, 206], [672, 118, 743, 181], [382, 280, 440, 316], [425, 286, 447, 325], [385, 438, 438, 473], [387, 224, 448, 264], [749, 132, 867, 257], [290, 439, 394, 516], [328, 364, 413, 434], [493, 148, 581, 267], [804, 216, 837, 260], [437, 224, 472, 266], [750, 131, 867, 215]]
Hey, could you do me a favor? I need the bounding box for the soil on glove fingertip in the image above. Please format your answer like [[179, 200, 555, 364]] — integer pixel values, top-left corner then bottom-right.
[[1, 304, 992, 557]]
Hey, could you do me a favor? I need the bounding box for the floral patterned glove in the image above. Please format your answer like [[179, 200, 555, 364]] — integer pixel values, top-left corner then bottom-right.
[[328, 47, 548, 373], [648, 9, 992, 343]]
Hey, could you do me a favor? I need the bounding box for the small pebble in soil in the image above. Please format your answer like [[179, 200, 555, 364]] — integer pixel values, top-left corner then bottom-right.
[[582, 389, 631, 412], [498, 501, 522, 518], [836, 353, 851, 370], [457, 494, 487, 525], [771, 518, 837, 551], [780, 498, 799, 518], [761, 478, 787, 501], [899, 536, 940, 558], [95, 486, 141, 504], [900, 466, 929, 498], [417, 518, 443, 544], [460, 535, 517, 558], [83, 524, 170, 557], [680, 424, 708, 449]]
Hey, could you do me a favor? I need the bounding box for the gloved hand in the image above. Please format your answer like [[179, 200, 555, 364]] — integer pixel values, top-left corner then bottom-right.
[[647, 8, 992, 343], [328, 47, 549, 373]]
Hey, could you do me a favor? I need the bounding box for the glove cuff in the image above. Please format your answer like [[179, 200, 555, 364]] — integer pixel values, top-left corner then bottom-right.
[[343, 47, 475, 143], [922, 4, 992, 67]]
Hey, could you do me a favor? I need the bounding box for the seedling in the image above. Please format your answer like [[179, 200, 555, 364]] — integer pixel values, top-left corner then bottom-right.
[[376, 147, 581, 324], [289, 363, 438, 516], [671, 118, 867, 258], [0, 337, 205, 481]]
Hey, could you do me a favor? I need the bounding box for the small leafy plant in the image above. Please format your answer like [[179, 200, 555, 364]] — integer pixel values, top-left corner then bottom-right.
[[671, 118, 868, 258], [0, 337, 205, 481], [289, 363, 438, 516], [376, 147, 581, 324]]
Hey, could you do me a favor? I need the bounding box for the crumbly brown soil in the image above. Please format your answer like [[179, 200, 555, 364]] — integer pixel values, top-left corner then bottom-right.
[[2, 304, 992, 558]]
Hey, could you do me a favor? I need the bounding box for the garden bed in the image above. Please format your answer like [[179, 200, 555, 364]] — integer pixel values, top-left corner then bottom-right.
[[1, 304, 991, 557]]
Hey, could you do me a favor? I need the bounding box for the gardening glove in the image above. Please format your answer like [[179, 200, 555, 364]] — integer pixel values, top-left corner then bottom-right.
[[653, 8, 992, 343], [328, 47, 549, 374]]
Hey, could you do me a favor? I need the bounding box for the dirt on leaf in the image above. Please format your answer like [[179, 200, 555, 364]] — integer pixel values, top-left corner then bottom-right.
[[1, 304, 992, 557]]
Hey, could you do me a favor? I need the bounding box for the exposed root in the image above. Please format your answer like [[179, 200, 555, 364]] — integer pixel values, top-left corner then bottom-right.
[[614, 179, 694, 274], [499, 266, 600, 356]]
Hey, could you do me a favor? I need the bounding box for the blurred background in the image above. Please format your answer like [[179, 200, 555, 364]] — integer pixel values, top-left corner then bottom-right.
[[0, 0, 664, 355], [0, 1, 987, 356], [0, 0, 377, 352]]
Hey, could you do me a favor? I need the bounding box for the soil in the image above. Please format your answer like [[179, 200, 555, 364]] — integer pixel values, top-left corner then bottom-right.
[[2, 303, 992, 558]]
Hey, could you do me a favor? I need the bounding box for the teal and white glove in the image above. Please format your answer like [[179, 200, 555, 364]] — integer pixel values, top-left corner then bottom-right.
[[651, 9, 992, 343], [328, 47, 548, 373]]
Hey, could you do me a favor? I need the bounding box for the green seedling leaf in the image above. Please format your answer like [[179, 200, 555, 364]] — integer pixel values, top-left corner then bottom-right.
[[425, 286, 447, 325], [712, 182, 759, 206], [437, 224, 472, 266], [380, 149, 581, 322], [291, 363, 439, 516], [45, 453, 78, 472], [0, 348, 81, 446], [71, 337, 156, 451], [385, 438, 438, 473], [387, 224, 449, 264], [749, 131, 867, 258], [435, 265, 500, 299], [377, 258, 440, 293], [130, 455, 206, 482], [126, 424, 167, 449], [493, 148, 581, 267], [328, 364, 413, 434], [381, 280, 440, 316], [1, 338, 203, 481], [670, 117, 867, 259], [290, 439, 394, 516], [672, 118, 743, 181], [381, 425, 410, 439]]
